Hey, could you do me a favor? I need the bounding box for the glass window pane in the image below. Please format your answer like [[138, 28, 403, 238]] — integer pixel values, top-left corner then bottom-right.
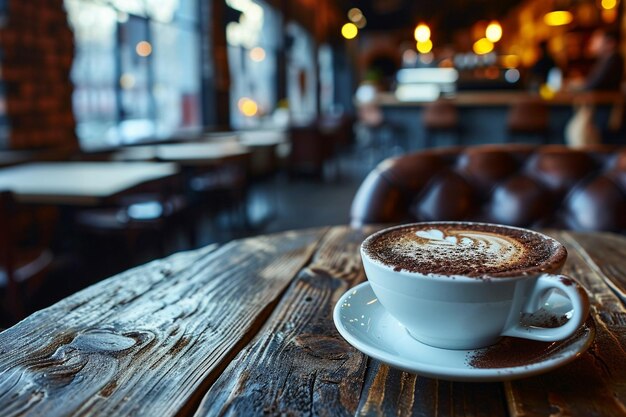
[[65, 0, 204, 148], [227, 0, 279, 128], [151, 22, 201, 137], [119, 15, 154, 142], [65, 0, 119, 149], [176, 0, 198, 23]]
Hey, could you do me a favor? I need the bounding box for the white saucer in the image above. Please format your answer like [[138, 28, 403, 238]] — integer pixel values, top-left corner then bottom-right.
[[333, 282, 595, 382]]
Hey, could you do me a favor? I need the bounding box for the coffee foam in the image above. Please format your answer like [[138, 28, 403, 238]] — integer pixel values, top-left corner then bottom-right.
[[401, 228, 526, 270], [363, 223, 563, 277]]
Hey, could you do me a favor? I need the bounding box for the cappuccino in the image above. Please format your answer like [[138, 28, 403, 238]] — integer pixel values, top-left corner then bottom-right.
[[362, 222, 565, 277]]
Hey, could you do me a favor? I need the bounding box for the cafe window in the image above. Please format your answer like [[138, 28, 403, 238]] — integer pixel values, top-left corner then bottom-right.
[[65, 0, 202, 149], [226, 0, 280, 128], [286, 22, 317, 125]]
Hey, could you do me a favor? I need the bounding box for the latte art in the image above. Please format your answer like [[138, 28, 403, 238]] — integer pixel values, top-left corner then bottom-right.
[[363, 222, 560, 277], [409, 228, 526, 269]]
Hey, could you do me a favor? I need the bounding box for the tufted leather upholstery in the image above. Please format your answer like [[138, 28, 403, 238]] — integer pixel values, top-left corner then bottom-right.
[[350, 144, 626, 233]]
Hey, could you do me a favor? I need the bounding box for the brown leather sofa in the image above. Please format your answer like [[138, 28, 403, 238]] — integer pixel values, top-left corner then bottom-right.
[[351, 144, 626, 233]]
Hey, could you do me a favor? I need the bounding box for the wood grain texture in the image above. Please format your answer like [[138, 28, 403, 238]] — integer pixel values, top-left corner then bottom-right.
[[562, 232, 626, 304], [2, 227, 626, 417], [0, 228, 326, 417], [356, 360, 507, 417], [194, 226, 373, 417], [505, 231, 626, 417]]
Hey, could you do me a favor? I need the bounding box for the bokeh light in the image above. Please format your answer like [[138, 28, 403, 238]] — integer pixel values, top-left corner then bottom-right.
[[543, 11, 573, 26], [249, 46, 266, 62], [416, 39, 433, 54], [505, 68, 521, 83], [485, 21, 502, 43], [473, 38, 494, 55], [341, 23, 358, 39], [120, 73, 136, 89], [238, 97, 258, 117], [601, 0, 617, 9], [136, 41, 152, 57], [414, 23, 431, 42], [539, 84, 555, 99], [348, 8, 363, 22], [501, 54, 520, 68]]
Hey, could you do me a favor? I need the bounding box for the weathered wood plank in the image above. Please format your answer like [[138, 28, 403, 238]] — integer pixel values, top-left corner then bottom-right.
[[356, 361, 507, 417], [0, 228, 326, 417], [196, 225, 507, 417], [505, 231, 626, 417], [561, 232, 626, 304], [194, 226, 373, 417]]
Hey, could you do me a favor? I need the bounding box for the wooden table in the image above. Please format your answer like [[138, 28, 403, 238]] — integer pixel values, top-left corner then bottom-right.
[[0, 226, 624, 416], [0, 162, 178, 205]]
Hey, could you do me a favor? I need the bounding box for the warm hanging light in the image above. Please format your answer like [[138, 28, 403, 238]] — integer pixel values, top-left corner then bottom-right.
[[341, 23, 358, 39], [416, 39, 433, 54], [414, 23, 431, 42], [601, 0, 617, 9], [473, 38, 494, 55], [485, 21, 502, 42], [544, 11, 573, 26]]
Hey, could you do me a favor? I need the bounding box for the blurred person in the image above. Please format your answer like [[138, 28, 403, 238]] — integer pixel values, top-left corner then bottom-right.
[[584, 29, 624, 91], [565, 29, 624, 147], [529, 41, 557, 89]]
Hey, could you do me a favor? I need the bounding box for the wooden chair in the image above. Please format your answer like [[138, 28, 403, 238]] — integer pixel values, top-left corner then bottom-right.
[[74, 175, 196, 268], [288, 124, 333, 179], [188, 152, 252, 230], [0, 191, 54, 323]]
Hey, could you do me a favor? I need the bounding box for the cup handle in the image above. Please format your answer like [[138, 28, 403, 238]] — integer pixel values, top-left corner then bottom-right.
[[501, 274, 590, 342]]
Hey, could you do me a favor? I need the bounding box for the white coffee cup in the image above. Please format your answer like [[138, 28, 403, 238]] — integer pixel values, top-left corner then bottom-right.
[[360, 222, 590, 350]]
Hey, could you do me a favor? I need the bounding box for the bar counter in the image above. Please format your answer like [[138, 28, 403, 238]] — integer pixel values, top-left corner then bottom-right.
[[373, 91, 624, 106], [364, 91, 624, 150]]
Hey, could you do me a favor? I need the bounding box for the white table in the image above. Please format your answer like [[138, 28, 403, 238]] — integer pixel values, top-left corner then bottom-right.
[[237, 130, 287, 147], [0, 162, 179, 205], [113, 143, 250, 166]]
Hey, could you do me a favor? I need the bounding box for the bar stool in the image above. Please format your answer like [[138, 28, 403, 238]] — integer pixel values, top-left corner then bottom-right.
[[507, 99, 550, 144], [422, 99, 461, 148]]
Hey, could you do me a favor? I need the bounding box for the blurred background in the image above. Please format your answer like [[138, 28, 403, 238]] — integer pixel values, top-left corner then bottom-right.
[[0, 0, 625, 326]]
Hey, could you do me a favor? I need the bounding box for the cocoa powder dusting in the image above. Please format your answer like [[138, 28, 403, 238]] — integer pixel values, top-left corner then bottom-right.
[[467, 317, 594, 369]]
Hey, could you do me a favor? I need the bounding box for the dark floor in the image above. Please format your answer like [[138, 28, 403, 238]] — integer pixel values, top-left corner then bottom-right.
[[195, 153, 369, 245]]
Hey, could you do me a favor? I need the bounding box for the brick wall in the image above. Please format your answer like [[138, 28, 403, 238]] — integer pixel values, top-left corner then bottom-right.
[[0, 0, 78, 150]]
